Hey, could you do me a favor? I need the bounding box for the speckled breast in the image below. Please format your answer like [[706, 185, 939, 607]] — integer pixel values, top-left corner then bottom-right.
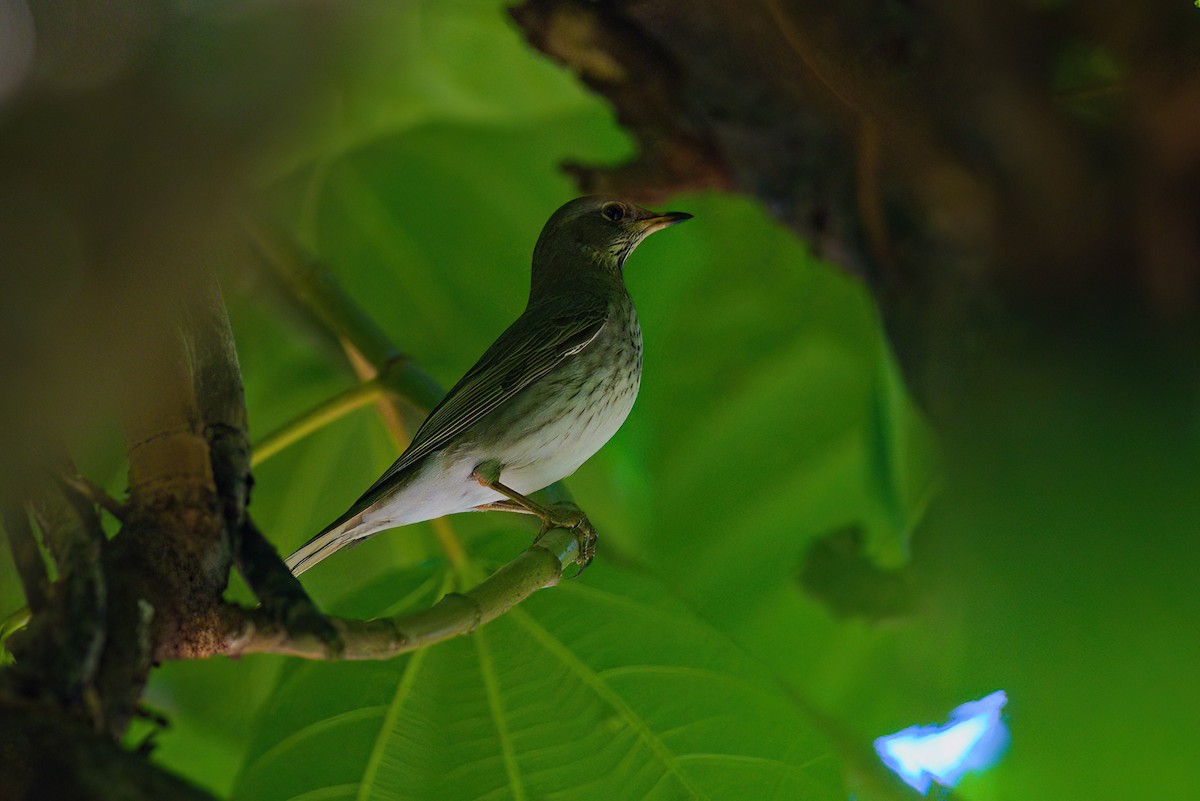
[[495, 294, 642, 494]]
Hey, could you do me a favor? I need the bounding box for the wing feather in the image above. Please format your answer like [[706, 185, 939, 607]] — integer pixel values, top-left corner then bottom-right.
[[345, 295, 609, 513]]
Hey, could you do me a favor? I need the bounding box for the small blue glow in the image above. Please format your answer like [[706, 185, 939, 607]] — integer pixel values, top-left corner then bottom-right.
[[874, 689, 1009, 794]]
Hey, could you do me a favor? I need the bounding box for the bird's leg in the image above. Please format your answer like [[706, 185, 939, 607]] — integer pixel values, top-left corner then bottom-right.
[[472, 499, 538, 516], [470, 462, 598, 569]]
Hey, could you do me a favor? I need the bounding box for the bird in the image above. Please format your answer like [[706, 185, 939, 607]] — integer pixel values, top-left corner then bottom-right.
[[286, 196, 691, 575]]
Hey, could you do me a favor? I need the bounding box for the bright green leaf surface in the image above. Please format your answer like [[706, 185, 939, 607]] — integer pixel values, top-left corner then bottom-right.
[[232, 558, 843, 801]]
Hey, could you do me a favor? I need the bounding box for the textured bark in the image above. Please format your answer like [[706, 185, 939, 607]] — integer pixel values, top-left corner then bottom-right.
[[98, 312, 228, 733], [162, 528, 579, 661], [0, 300, 232, 797]]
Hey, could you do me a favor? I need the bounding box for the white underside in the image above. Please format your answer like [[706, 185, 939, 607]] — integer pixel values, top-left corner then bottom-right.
[[351, 372, 639, 541]]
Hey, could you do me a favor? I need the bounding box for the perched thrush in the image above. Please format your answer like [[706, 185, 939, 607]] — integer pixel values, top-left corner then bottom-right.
[[286, 196, 691, 575]]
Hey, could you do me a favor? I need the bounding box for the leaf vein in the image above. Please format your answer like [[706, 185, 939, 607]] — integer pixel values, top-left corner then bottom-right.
[[244, 706, 387, 785], [355, 575, 448, 801], [475, 626, 529, 801], [510, 608, 709, 800]]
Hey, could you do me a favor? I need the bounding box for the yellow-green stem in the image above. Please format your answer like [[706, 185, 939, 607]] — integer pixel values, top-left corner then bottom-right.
[[252, 379, 385, 467]]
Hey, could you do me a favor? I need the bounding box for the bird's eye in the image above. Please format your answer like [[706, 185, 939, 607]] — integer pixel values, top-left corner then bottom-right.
[[600, 202, 627, 223]]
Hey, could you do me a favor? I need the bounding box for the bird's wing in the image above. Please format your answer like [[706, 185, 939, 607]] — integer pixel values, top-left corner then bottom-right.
[[347, 295, 610, 512]]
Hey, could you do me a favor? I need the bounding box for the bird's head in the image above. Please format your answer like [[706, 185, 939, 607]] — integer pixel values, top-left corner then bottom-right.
[[531, 196, 691, 294]]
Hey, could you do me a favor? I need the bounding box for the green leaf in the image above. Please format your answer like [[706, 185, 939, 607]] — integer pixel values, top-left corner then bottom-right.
[[232, 560, 844, 801]]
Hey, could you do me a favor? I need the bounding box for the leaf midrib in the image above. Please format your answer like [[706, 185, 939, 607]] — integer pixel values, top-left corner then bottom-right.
[[475, 626, 528, 801], [509, 607, 710, 801]]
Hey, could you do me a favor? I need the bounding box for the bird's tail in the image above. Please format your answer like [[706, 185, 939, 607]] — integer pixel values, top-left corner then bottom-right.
[[285, 511, 366, 576]]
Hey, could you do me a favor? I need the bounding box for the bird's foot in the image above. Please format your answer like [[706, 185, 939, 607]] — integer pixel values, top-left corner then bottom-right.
[[533, 502, 598, 573], [468, 466, 599, 572]]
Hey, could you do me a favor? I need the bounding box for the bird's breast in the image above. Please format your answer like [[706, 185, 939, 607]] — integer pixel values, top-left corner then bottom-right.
[[492, 299, 642, 494]]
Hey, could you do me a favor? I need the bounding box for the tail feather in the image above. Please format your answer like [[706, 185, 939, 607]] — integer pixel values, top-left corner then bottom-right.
[[286, 511, 366, 576]]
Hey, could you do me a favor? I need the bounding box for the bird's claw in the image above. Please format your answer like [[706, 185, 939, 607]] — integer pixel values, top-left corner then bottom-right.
[[532, 502, 598, 574], [569, 515, 598, 573]]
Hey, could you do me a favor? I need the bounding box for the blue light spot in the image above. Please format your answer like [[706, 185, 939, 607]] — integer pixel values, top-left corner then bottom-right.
[[874, 690, 1009, 794]]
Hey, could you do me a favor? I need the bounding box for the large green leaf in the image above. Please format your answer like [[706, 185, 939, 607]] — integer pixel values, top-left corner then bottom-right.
[[232, 555, 844, 801]]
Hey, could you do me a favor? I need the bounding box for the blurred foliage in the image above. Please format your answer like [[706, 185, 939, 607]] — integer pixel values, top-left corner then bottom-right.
[[3, 1, 1196, 800]]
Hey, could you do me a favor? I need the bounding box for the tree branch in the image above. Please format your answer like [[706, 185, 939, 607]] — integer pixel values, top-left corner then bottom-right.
[[510, 0, 735, 204], [183, 278, 252, 550], [180, 277, 340, 653], [100, 312, 224, 735], [235, 516, 341, 655], [198, 528, 578, 660]]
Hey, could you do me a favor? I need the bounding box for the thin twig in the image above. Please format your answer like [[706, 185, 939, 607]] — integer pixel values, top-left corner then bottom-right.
[[180, 278, 340, 653], [60, 472, 128, 522]]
